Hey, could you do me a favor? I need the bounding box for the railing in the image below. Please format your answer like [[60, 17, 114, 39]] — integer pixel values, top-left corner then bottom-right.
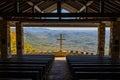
[[23, 51, 95, 57]]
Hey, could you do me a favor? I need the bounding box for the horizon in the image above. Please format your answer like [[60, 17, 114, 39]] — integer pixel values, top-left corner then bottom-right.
[[22, 27, 110, 31], [46, 27, 110, 30]]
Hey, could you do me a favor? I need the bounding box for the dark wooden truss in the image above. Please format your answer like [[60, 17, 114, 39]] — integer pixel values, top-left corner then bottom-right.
[[0, 0, 120, 22]]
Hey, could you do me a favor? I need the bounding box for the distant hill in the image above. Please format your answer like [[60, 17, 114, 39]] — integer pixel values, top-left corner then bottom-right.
[[24, 28, 110, 54]]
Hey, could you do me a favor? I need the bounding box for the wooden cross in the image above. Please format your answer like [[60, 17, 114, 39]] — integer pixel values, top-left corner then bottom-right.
[[57, 33, 65, 52]]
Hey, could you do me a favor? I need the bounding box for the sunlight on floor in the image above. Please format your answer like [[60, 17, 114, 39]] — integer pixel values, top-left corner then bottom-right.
[[55, 57, 66, 61]]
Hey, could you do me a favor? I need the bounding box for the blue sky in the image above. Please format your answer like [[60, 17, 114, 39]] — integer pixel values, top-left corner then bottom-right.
[[24, 27, 110, 30], [47, 27, 97, 30], [47, 27, 110, 30], [52, 9, 69, 13]]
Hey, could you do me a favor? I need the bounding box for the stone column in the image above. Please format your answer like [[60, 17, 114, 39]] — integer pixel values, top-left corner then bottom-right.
[[0, 20, 11, 58], [97, 23, 105, 57], [109, 21, 120, 60], [16, 22, 24, 57]]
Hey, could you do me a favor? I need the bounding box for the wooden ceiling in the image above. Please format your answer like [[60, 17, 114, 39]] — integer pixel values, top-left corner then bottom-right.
[[0, 0, 120, 27]]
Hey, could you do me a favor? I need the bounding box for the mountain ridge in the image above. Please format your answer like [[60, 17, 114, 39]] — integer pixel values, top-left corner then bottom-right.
[[24, 28, 110, 54]]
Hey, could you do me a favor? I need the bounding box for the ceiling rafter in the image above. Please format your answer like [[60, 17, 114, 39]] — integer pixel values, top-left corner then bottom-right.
[[65, 1, 81, 10], [20, 1, 30, 12], [0, 0, 120, 23], [78, 0, 94, 13], [22, 1, 44, 13], [0, 2, 6, 6], [2, 5, 14, 12], [23, 1, 44, 13], [43, 2, 78, 13], [104, 1, 119, 12], [43, 3, 57, 13], [89, 1, 112, 13], [0, 1, 13, 11], [39, 1, 56, 11], [62, 3, 78, 12], [106, 1, 120, 12], [115, 1, 120, 5], [77, 1, 98, 13]]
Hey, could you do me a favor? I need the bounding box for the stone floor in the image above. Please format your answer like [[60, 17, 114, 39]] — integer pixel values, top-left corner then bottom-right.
[[47, 57, 72, 80]]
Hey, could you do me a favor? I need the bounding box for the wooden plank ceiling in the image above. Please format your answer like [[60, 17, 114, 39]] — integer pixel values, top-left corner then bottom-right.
[[0, 0, 120, 27]]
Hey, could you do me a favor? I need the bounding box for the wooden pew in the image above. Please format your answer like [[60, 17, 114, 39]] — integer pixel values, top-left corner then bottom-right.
[[72, 67, 120, 72], [0, 64, 47, 76], [0, 67, 43, 80], [0, 71, 39, 80], [0, 54, 55, 80], [74, 72, 120, 79], [0, 62, 49, 80], [66, 55, 120, 80]]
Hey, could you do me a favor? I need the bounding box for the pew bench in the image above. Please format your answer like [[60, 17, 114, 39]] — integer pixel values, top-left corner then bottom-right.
[[0, 71, 39, 80], [0, 67, 44, 80], [66, 55, 120, 80], [0, 54, 55, 80], [74, 72, 120, 80]]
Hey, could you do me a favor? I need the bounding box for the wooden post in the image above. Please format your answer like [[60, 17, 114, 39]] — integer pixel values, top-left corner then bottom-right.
[[16, 22, 24, 57], [0, 20, 11, 58], [109, 21, 120, 60], [97, 23, 105, 57], [57, 1, 61, 20], [0, 21, 2, 56]]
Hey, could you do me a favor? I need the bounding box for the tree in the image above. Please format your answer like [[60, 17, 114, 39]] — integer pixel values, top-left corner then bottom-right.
[[10, 28, 36, 54]]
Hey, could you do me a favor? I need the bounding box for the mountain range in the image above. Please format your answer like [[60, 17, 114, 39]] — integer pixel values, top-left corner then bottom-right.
[[23, 27, 110, 54]]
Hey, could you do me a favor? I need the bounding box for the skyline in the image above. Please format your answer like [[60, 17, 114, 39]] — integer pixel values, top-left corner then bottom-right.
[[12, 27, 110, 31], [45, 27, 110, 30]]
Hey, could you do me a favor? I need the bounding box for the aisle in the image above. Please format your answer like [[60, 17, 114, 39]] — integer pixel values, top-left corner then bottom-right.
[[47, 57, 72, 80]]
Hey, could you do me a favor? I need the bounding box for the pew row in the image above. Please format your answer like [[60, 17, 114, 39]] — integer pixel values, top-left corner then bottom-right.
[[0, 54, 55, 80], [66, 55, 120, 80]]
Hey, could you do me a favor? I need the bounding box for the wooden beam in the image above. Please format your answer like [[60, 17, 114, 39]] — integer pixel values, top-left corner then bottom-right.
[[78, 1, 94, 13], [57, 1, 61, 14], [8, 18, 115, 22], [105, 1, 120, 12], [0, 0, 94, 1], [12, 22, 100, 27], [0, 17, 3, 20], [117, 18, 120, 21], [15, 1, 20, 13], [9, 20, 111, 27], [77, 1, 97, 13], [109, 1, 120, 11], [100, 0, 104, 13], [0, 2, 13, 11], [1, 13, 120, 17], [27, 1, 42, 13], [23, 1, 44, 13], [57, 1, 61, 20], [32, 6, 35, 13], [0, 0, 47, 1]]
